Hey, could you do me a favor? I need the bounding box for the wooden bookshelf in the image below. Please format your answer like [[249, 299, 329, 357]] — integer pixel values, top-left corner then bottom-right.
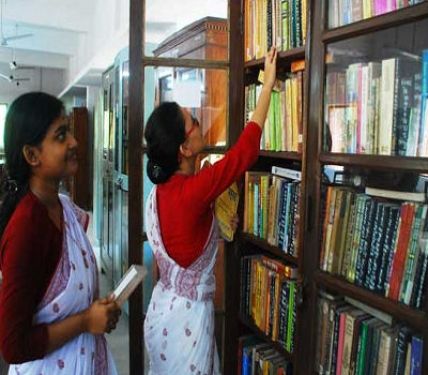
[[239, 313, 295, 362], [315, 271, 428, 332], [230, 1, 428, 374], [322, 1, 428, 43], [244, 46, 306, 70], [129, 1, 428, 374], [304, 1, 428, 374], [241, 233, 300, 266], [234, 1, 310, 373], [320, 152, 428, 172], [259, 150, 302, 161]]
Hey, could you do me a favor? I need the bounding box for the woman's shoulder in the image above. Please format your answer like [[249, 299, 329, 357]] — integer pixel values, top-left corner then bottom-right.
[[10, 192, 49, 226], [1, 192, 51, 247]]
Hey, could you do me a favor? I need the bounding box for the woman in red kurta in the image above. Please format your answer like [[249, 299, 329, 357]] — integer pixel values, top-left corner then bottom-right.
[[144, 48, 277, 374]]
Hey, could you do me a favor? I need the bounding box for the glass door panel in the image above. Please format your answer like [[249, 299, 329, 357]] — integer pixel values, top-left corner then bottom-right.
[[145, 1, 228, 60], [323, 18, 428, 156]]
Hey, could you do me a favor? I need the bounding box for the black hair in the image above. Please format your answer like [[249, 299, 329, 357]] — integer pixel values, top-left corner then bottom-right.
[[0, 92, 64, 238], [144, 102, 186, 184]]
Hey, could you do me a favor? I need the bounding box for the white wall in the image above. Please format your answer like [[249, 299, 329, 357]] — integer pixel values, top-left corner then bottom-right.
[[0, 64, 66, 105], [66, 0, 129, 90]]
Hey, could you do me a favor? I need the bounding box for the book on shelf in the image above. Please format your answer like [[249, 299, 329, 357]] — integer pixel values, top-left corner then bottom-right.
[[320, 185, 428, 309], [271, 166, 302, 181], [238, 335, 292, 375], [214, 181, 239, 242], [365, 186, 426, 202], [328, 0, 425, 29], [244, 171, 301, 256], [325, 51, 428, 156], [244, 0, 307, 62], [241, 255, 298, 353], [316, 293, 424, 375], [245, 63, 304, 153]]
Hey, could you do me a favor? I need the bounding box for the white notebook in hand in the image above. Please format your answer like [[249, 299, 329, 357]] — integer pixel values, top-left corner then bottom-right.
[[111, 265, 147, 306]]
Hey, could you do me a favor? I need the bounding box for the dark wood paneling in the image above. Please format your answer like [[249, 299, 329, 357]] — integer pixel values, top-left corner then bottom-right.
[[128, 0, 144, 373], [70, 107, 91, 210], [223, 1, 244, 374], [297, 0, 324, 374]]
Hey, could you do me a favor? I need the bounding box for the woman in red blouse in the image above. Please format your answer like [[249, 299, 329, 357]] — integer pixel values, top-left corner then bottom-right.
[[0, 92, 120, 374], [144, 47, 277, 374]]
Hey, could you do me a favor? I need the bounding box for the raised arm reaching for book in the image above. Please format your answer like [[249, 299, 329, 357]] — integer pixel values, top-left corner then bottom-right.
[[251, 46, 277, 128]]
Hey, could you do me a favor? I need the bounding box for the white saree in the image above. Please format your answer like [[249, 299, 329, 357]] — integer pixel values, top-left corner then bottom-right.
[[145, 186, 221, 375], [9, 195, 117, 375]]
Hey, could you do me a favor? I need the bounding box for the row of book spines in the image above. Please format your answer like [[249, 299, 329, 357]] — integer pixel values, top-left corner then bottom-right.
[[245, 70, 304, 153], [320, 185, 428, 309], [316, 296, 423, 375], [328, 0, 425, 29], [325, 54, 428, 156], [238, 335, 292, 375], [240, 255, 298, 353], [244, 0, 307, 62], [243, 172, 301, 257]]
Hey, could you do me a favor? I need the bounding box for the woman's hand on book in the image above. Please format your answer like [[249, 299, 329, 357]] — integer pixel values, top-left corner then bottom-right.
[[83, 298, 121, 334], [263, 46, 277, 90]]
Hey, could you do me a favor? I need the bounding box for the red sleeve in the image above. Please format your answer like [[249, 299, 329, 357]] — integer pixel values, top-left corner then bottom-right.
[[0, 217, 49, 363], [185, 121, 261, 208]]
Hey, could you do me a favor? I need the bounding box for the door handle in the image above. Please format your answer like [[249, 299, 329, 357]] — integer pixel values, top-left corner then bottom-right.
[[115, 177, 123, 188]]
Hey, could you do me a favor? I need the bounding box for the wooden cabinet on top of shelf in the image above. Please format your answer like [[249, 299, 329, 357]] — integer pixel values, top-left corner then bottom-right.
[[152, 17, 228, 148]]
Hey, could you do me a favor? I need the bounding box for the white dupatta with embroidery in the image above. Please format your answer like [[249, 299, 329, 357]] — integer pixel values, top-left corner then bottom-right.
[[10, 195, 117, 375], [145, 186, 221, 375]]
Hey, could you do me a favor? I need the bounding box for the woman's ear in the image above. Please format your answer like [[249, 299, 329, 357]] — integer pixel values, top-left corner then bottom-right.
[[179, 142, 193, 158], [22, 145, 40, 167]]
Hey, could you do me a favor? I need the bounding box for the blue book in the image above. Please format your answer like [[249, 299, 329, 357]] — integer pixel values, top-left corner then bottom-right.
[[410, 335, 423, 375]]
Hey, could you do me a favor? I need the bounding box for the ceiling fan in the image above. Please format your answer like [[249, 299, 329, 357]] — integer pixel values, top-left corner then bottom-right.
[[0, 0, 33, 46]]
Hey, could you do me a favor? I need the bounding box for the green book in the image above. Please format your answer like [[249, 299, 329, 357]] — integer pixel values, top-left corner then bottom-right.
[[286, 281, 296, 352]]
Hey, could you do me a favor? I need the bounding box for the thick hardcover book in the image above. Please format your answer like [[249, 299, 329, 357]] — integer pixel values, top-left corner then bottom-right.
[[410, 335, 423, 375], [396, 76, 413, 156], [410, 220, 428, 308], [388, 203, 416, 300], [341, 194, 357, 279], [112, 265, 147, 306], [278, 280, 290, 347], [355, 199, 376, 286], [365, 187, 426, 203], [348, 195, 368, 283], [215, 182, 239, 242], [392, 326, 412, 375], [377, 206, 400, 294], [366, 203, 390, 291], [400, 205, 427, 304]]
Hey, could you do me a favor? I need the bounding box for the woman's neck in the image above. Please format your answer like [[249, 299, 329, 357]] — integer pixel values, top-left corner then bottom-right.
[[29, 176, 60, 209], [176, 157, 196, 176]]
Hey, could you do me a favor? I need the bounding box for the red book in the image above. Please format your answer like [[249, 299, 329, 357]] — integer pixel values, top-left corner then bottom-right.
[[388, 203, 415, 301]]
